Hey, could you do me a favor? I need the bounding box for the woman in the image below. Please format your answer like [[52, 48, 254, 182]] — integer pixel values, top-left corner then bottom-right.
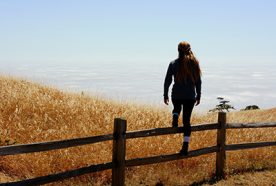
[[163, 41, 202, 155]]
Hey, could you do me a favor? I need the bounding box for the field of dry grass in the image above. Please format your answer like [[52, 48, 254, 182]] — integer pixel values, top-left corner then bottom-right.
[[0, 76, 275, 185], [202, 169, 276, 186]]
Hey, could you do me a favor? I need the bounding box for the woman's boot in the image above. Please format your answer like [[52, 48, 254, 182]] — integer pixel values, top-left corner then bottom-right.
[[180, 142, 189, 155]]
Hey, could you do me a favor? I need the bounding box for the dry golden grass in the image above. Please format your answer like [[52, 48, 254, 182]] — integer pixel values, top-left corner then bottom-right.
[[202, 169, 276, 186], [0, 76, 275, 185]]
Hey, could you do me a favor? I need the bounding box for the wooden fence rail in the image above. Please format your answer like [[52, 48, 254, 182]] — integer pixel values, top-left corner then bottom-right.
[[0, 134, 113, 156], [0, 112, 276, 186]]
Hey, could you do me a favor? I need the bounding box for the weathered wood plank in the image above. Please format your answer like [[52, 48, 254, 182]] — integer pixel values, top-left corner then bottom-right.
[[0, 134, 113, 156], [216, 112, 226, 179], [125, 146, 218, 167], [225, 141, 276, 151], [112, 118, 127, 186], [192, 123, 220, 131], [126, 123, 219, 139], [226, 122, 276, 129], [0, 162, 112, 186]]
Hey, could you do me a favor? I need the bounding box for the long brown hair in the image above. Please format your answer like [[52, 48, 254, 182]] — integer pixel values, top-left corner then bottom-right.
[[175, 41, 201, 85]]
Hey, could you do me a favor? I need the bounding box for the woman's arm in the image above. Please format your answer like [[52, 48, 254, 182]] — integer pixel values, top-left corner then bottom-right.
[[195, 77, 202, 106], [163, 63, 173, 104]]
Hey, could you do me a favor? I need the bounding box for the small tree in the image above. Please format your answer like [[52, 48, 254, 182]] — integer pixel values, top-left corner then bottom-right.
[[209, 97, 235, 113]]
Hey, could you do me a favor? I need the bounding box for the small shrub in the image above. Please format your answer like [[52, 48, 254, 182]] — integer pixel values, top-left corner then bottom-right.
[[241, 105, 260, 111], [209, 97, 235, 113]]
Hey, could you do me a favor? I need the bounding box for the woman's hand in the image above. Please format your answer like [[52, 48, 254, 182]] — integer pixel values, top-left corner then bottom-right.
[[164, 97, 169, 105], [195, 99, 200, 106]]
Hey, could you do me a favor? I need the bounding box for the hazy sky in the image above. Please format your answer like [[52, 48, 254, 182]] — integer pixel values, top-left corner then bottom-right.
[[1, 0, 276, 66]]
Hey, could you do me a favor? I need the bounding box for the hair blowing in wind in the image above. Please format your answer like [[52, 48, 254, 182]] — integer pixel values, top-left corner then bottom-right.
[[176, 41, 202, 85]]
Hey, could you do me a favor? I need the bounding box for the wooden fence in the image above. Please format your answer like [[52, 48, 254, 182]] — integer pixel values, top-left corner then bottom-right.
[[0, 112, 276, 186]]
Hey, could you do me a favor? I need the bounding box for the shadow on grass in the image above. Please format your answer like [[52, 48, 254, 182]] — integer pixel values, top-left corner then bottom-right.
[[190, 167, 275, 186]]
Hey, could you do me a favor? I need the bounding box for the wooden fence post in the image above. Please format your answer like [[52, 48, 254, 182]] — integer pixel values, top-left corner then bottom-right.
[[112, 118, 127, 186], [216, 112, 226, 179]]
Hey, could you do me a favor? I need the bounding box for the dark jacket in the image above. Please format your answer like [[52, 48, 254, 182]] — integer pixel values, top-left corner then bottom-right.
[[164, 59, 201, 100]]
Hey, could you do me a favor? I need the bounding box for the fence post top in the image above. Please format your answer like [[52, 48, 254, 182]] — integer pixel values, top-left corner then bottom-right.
[[114, 118, 126, 121]]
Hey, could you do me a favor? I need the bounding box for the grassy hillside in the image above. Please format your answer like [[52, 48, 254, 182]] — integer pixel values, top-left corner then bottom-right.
[[0, 76, 275, 185], [202, 169, 276, 186]]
